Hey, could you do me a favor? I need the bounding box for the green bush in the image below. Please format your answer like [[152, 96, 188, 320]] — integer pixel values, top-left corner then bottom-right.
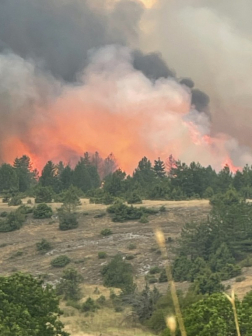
[[125, 255, 135, 260], [172, 256, 193, 282], [2, 196, 9, 203], [33, 203, 53, 219], [66, 300, 81, 310], [236, 276, 246, 282], [97, 295, 106, 305], [240, 256, 252, 267], [36, 239, 52, 254], [107, 202, 156, 223], [51, 255, 71, 268], [18, 205, 33, 214], [100, 228, 112, 236], [9, 251, 24, 259], [98, 252, 107, 259], [101, 254, 135, 293], [125, 286, 161, 323], [219, 263, 242, 280], [81, 297, 99, 312], [8, 195, 22, 206], [159, 269, 167, 283], [94, 212, 106, 218], [148, 276, 158, 284], [0, 208, 26, 232], [128, 243, 137, 250], [127, 193, 142, 204], [159, 205, 166, 212], [56, 268, 82, 301], [35, 186, 53, 203], [58, 208, 78, 231], [89, 192, 115, 205], [149, 266, 161, 275], [139, 214, 148, 223], [0, 211, 7, 217]]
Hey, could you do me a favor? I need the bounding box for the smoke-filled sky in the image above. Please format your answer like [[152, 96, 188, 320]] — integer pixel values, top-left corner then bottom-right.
[[0, 0, 252, 173]]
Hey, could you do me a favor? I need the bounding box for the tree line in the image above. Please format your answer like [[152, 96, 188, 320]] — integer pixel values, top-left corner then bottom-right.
[[2, 153, 252, 203]]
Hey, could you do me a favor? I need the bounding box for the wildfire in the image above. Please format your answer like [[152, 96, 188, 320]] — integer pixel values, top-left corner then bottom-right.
[[0, 46, 249, 174]]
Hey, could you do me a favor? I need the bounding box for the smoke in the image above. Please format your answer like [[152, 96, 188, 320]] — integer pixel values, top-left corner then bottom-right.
[[132, 50, 175, 80], [140, 0, 252, 146], [1, 0, 252, 173], [1, 46, 251, 173], [0, 0, 143, 81]]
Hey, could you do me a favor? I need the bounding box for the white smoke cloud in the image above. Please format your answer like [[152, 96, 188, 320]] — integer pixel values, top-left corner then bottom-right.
[[140, 0, 252, 147]]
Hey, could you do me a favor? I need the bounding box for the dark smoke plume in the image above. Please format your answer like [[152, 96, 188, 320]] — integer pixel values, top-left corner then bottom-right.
[[132, 50, 175, 80], [0, 0, 143, 82], [191, 89, 210, 113]]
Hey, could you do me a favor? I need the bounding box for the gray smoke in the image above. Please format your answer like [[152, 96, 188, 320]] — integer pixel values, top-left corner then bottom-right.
[[0, 0, 143, 81], [132, 49, 175, 80], [140, 0, 252, 147]]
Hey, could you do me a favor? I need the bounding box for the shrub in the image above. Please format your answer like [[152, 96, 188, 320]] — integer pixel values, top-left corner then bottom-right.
[[27, 199, 33, 205], [240, 257, 252, 267], [236, 276, 246, 282], [149, 266, 161, 275], [125, 255, 135, 260], [108, 202, 159, 223], [0, 212, 7, 217], [159, 269, 168, 283], [148, 277, 158, 284], [94, 212, 106, 218], [193, 272, 224, 295], [9, 251, 24, 259], [2, 196, 9, 203], [56, 268, 82, 301], [8, 195, 22, 206], [36, 239, 52, 254], [18, 205, 33, 214], [97, 295, 106, 305], [125, 286, 161, 323], [101, 254, 135, 293], [98, 252, 107, 259], [61, 185, 82, 211], [0, 209, 26, 232], [33, 203, 53, 219], [90, 192, 115, 205], [100, 228, 112, 236], [172, 256, 193, 282], [128, 243, 137, 250], [159, 205, 166, 212], [35, 186, 53, 203], [219, 263, 242, 280], [107, 202, 145, 222], [66, 300, 81, 310], [139, 214, 148, 223], [127, 193, 142, 204], [58, 208, 78, 231], [81, 298, 99, 312], [51, 255, 70, 268], [166, 236, 173, 243]]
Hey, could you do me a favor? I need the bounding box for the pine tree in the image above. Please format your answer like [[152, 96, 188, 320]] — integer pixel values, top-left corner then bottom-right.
[[13, 155, 37, 192], [153, 158, 166, 178]]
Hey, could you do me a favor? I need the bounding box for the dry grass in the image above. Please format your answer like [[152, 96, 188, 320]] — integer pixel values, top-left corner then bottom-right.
[[0, 198, 213, 336], [61, 284, 154, 336]]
